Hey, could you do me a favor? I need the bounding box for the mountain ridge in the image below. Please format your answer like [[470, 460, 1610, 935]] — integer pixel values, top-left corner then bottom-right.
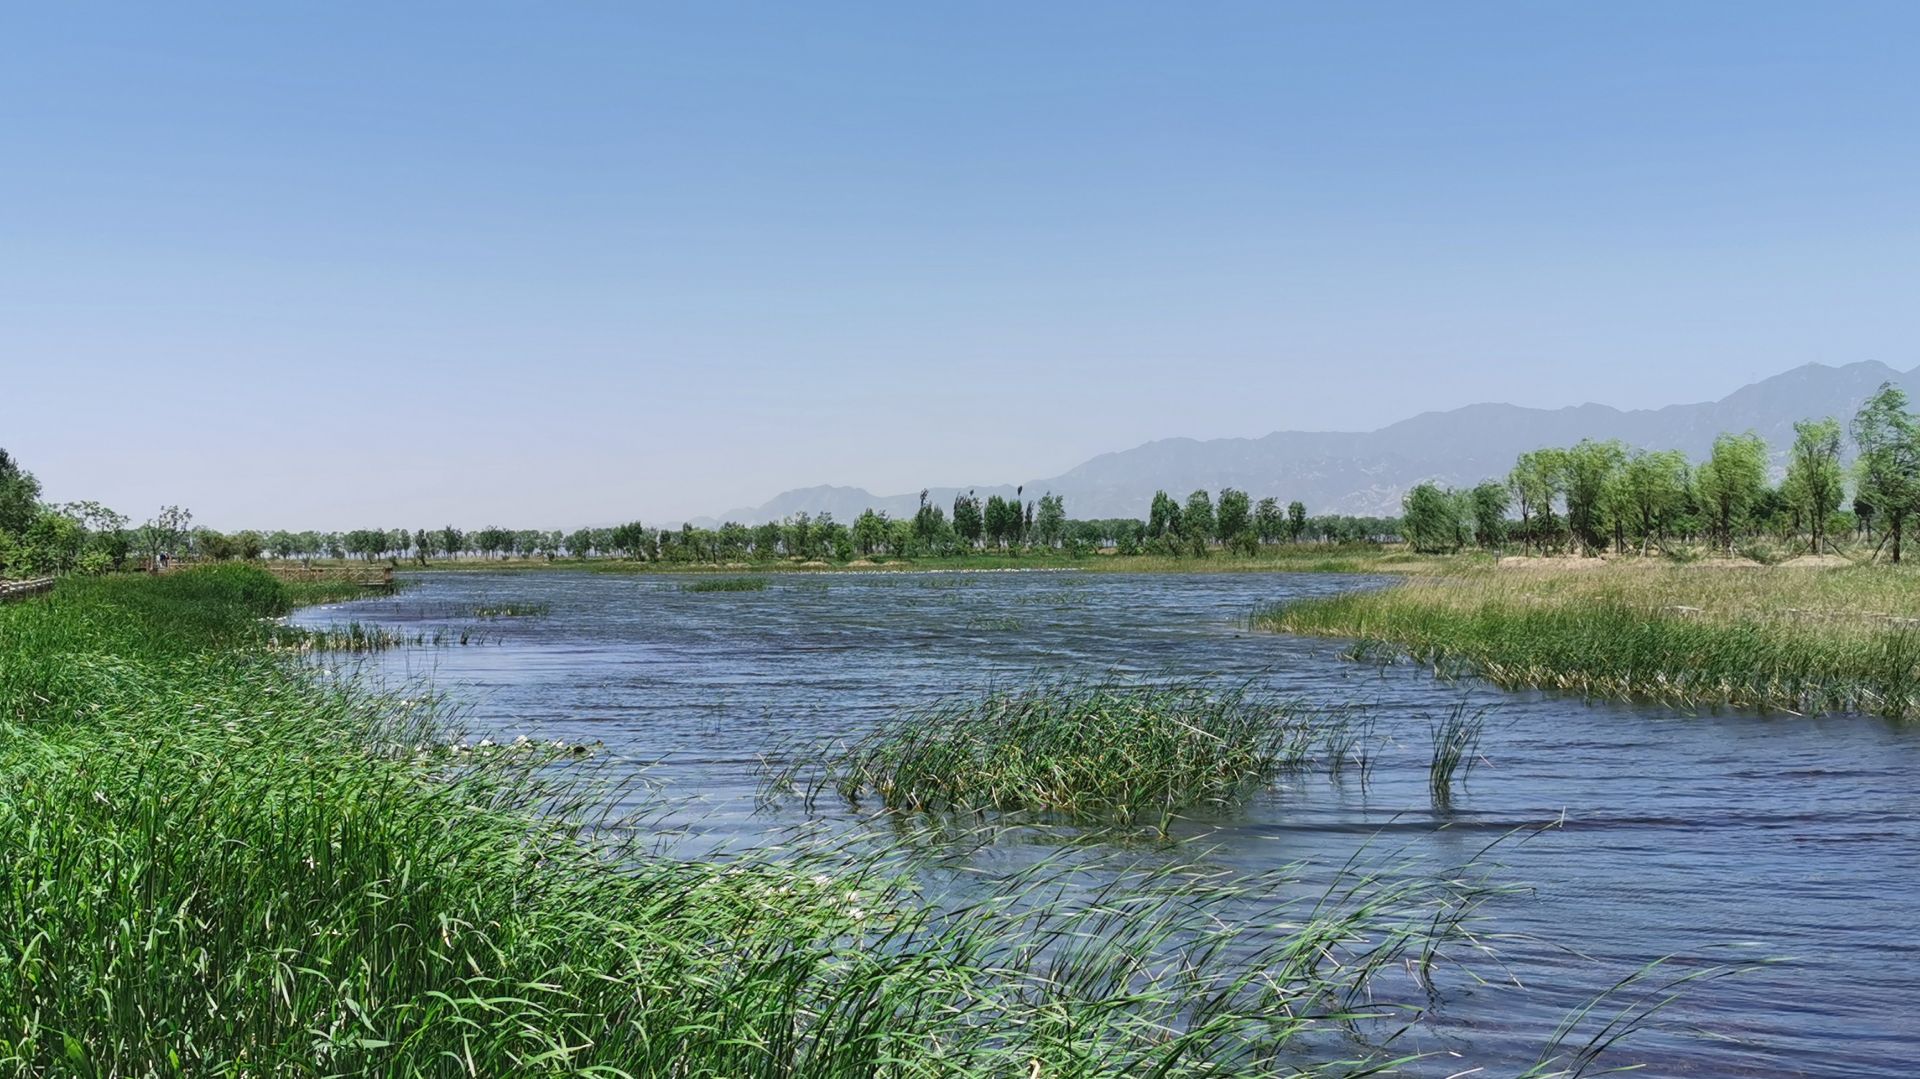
[[693, 361, 1919, 525]]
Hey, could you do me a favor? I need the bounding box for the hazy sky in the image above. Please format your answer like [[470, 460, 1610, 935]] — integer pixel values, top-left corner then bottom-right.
[[4, 3, 1916, 527]]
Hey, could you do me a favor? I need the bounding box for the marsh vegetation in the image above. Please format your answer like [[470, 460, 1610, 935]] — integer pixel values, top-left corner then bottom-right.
[[1, 567, 1575, 1076], [773, 680, 1366, 831], [1263, 561, 1920, 717]]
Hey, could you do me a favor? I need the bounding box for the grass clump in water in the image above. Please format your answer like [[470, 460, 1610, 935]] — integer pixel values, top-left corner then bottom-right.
[[1428, 704, 1486, 808], [793, 679, 1340, 829], [472, 600, 550, 618], [683, 575, 769, 592]]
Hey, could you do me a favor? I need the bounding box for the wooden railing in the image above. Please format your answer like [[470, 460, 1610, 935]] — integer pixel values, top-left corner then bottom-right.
[[0, 577, 56, 602]]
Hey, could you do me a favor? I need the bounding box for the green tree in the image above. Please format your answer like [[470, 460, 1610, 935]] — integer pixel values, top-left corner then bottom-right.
[[952, 491, 983, 548], [1508, 449, 1566, 554], [1693, 432, 1769, 553], [1784, 417, 1845, 553], [1402, 482, 1470, 553], [1616, 449, 1689, 553], [136, 506, 193, 569], [1851, 384, 1920, 563], [1254, 497, 1283, 544], [1181, 491, 1215, 554], [912, 490, 945, 545], [983, 495, 1020, 549], [1468, 482, 1509, 549], [0, 449, 40, 539], [1563, 440, 1626, 556], [1214, 488, 1252, 553], [1287, 500, 1307, 543], [1034, 492, 1066, 549], [852, 509, 887, 555], [1146, 491, 1180, 539]]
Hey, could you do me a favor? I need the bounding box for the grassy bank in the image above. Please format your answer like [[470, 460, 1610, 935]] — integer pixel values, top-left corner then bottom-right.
[[2, 567, 1538, 1076], [1259, 561, 1920, 717]]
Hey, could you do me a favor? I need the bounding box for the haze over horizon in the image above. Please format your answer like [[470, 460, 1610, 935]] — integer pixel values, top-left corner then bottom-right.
[[5, 4, 1917, 528]]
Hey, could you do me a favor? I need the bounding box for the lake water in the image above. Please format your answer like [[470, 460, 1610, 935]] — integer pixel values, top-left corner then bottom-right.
[[294, 569, 1918, 1077]]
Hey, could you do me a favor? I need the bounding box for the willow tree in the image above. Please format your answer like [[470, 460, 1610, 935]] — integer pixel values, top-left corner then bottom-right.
[[1693, 433, 1768, 554], [1468, 482, 1509, 549], [1784, 417, 1845, 554], [1402, 482, 1469, 553], [1615, 449, 1689, 554], [1562, 440, 1626, 556], [1508, 449, 1565, 554], [1852, 384, 1920, 563]]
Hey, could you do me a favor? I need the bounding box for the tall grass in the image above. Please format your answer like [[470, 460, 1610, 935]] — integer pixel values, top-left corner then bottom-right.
[[0, 568, 1514, 1076], [683, 575, 769, 592], [777, 680, 1363, 830], [1259, 562, 1920, 717], [1428, 704, 1485, 807]]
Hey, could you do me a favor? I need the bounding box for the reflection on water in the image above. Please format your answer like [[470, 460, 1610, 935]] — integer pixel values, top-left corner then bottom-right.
[[295, 569, 1920, 1077]]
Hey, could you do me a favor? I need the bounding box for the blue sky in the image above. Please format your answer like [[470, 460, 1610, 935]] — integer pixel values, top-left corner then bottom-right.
[[3, 3, 1916, 527]]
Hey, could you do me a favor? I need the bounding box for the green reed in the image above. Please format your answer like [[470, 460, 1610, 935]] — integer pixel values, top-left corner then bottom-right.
[[1259, 563, 1920, 718], [775, 679, 1371, 831], [683, 575, 770, 592], [1428, 704, 1486, 807]]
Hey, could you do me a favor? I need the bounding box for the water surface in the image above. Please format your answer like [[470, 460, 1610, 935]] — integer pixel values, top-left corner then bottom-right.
[[296, 569, 1919, 1077]]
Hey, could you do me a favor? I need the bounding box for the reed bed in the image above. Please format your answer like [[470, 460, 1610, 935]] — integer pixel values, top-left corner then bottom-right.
[[1261, 561, 1920, 717], [777, 680, 1367, 830], [683, 575, 770, 592], [0, 567, 1527, 1076]]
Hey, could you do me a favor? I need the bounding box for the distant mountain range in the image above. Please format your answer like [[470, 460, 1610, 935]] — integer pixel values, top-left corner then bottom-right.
[[695, 361, 1920, 525]]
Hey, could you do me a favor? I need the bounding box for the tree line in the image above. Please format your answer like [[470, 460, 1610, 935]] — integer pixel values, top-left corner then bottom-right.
[[2, 448, 1397, 579], [1399, 382, 1920, 562], [242, 487, 1394, 566]]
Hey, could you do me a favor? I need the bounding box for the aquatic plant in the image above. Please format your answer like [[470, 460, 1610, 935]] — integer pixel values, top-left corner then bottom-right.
[[682, 575, 769, 592], [1428, 703, 1486, 806], [472, 600, 551, 618], [782, 679, 1342, 830]]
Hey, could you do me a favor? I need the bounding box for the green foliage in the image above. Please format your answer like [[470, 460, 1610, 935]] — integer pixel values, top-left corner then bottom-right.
[[0, 450, 42, 540], [1181, 489, 1215, 555], [1146, 490, 1180, 539], [1852, 383, 1920, 563], [1562, 440, 1627, 556], [1615, 450, 1690, 553], [1693, 432, 1768, 553], [1402, 482, 1471, 554], [1785, 417, 1846, 553], [1508, 449, 1566, 554], [1469, 481, 1510, 549]]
